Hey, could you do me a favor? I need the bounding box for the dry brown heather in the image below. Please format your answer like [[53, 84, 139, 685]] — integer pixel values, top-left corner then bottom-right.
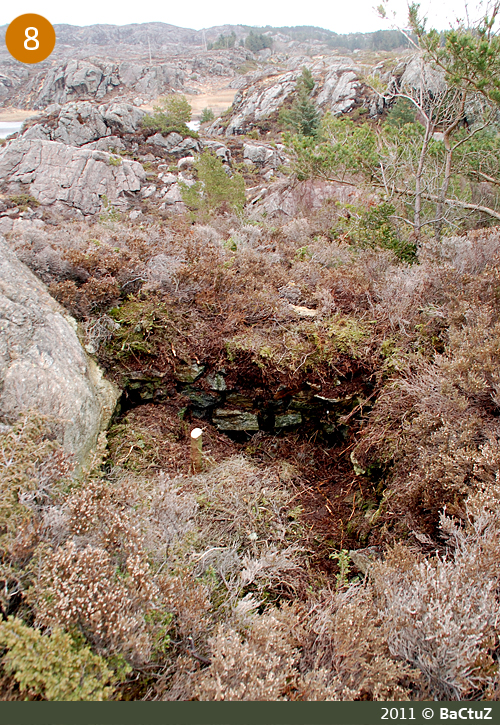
[[2, 209, 500, 701]]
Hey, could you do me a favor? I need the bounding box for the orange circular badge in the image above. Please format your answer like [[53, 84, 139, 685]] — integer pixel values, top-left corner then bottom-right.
[[5, 14, 56, 64]]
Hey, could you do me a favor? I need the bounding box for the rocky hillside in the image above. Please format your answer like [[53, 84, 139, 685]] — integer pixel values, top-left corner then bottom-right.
[[0, 22, 405, 110], [1, 18, 500, 705]]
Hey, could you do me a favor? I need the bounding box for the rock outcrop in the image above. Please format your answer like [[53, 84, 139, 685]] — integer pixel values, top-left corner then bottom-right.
[[0, 236, 120, 463], [209, 71, 299, 136], [3, 58, 185, 109], [398, 56, 446, 96], [0, 138, 145, 215], [249, 178, 364, 218], [208, 57, 375, 137], [22, 101, 146, 147], [315, 59, 362, 114], [243, 142, 286, 169]]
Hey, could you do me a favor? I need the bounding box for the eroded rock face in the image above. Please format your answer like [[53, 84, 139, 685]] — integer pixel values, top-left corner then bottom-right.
[[315, 59, 362, 114], [22, 101, 146, 148], [0, 138, 146, 215], [209, 71, 299, 136], [208, 57, 376, 136], [5, 58, 185, 109], [0, 236, 120, 463], [399, 56, 446, 96], [249, 178, 364, 218]]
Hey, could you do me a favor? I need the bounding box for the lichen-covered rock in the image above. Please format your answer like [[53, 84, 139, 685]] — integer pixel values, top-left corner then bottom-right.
[[315, 59, 361, 114], [22, 101, 146, 148], [0, 138, 146, 215], [182, 388, 221, 409], [174, 361, 205, 383], [250, 178, 364, 218], [209, 71, 299, 136], [146, 132, 183, 150], [275, 412, 302, 427], [206, 371, 227, 391], [0, 236, 120, 464], [212, 409, 259, 431]]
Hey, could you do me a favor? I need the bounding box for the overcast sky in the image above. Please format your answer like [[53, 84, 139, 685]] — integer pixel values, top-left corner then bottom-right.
[[0, 0, 487, 34]]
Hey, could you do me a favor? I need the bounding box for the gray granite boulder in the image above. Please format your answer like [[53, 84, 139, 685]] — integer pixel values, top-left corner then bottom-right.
[[101, 102, 146, 134], [0, 236, 120, 464], [210, 71, 298, 136], [0, 138, 146, 215], [243, 143, 282, 167], [315, 59, 362, 115], [146, 131, 183, 150], [168, 137, 201, 156], [54, 101, 110, 146], [22, 101, 146, 148]]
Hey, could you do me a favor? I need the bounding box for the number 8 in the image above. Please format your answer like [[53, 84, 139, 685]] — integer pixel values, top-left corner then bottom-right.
[[24, 27, 39, 50]]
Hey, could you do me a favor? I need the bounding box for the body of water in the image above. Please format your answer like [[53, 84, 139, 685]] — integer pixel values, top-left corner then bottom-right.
[[0, 121, 24, 140]]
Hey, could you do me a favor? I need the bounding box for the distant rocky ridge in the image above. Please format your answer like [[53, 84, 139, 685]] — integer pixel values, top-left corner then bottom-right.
[[0, 22, 406, 57], [0, 50, 256, 109], [0, 22, 409, 111], [1, 57, 187, 109]]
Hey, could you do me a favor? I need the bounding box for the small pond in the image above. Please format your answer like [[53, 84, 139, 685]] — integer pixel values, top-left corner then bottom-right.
[[0, 121, 23, 139]]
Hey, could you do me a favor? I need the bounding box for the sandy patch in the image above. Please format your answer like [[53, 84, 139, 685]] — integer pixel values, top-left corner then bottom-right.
[[0, 108, 37, 122], [142, 85, 236, 120], [188, 89, 236, 118]]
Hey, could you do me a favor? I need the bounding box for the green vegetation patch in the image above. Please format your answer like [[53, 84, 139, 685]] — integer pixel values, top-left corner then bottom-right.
[[142, 95, 197, 138], [0, 618, 123, 701], [180, 150, 246, 217]]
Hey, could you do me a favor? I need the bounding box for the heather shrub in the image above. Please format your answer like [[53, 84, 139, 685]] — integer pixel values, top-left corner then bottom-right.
[[297, 586, 416, 700], [192, 609, 300, 700], [171, 456, 304, 602], [419, 226, 500, 274], [0, 414, 72, 541], [354, 258, 500, 529], [33, 542, 156, 664], [372, 508, 500, 700], [0, 414, 73, 617]]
